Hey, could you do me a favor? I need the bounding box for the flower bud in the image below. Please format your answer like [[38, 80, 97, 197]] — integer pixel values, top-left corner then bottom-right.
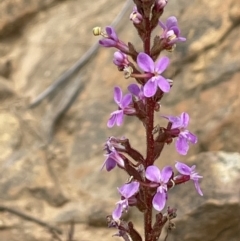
[[130, 6, 143, 24], [155, 0, 168, 11], [113, 51, 129, 67]]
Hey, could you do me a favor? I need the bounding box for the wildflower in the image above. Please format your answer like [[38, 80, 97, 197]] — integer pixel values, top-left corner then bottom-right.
[[175, 161, 203, 196], [159, 16, 186, 51], [128, 83, 146, 103], [164, 112, 197, 155], [145, 165, 173, 211], [137, 52, 170, 97], [113, 51, 133, 78], [107, 87, 136, 128], [113, 51, 130, 68], [112, 181, 140, 220], [98, 26, 129, 52], [130, 6, 143, 24], [102, 139, 125, 171]]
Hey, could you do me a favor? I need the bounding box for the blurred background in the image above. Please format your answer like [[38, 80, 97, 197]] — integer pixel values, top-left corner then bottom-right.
[[0, 0, 239, 240]]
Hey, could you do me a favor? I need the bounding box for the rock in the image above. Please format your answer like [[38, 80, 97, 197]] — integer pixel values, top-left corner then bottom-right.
[[0, 111, 21, 160], [0, 76, 15, 100], [0, 147, 68, 206], [0, 59, 12, 78], [53, 198, 116, 227], [165, 152, 240, 241], [0, 0, 62, 37]]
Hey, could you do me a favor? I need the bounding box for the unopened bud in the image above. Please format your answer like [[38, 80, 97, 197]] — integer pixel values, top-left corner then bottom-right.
[[130, 6, 143, 24], [155, 0, 168, 11]]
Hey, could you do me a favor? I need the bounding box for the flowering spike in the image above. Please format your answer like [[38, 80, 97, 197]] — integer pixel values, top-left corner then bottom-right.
[[98, 2, 203, 239]]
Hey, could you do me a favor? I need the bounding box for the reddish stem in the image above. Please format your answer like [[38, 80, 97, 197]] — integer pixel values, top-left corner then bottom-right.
[[143, 14, 155, 241]]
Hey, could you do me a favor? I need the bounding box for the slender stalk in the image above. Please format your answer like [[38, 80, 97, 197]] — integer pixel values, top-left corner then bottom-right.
[[143, 14, 155, 241], [143, 17, 151, 55]]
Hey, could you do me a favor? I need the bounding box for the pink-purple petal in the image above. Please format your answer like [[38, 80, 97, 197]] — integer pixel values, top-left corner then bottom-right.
[[175, 136, 189, 155], [113, 152, 125, 167], [187, 131, 198, 144], [146, 165, 161, 183], [162, 115, 182, 128], [143, 78, 158, 97], [128, 84, 140, 96], [181, 112, 189, 128], [152, 191, 167, 211], [118, 182, 140, 198], [157, 76, 170, 93], [99, 39, 116, 47], [159, 20, 166, 30], [178, 37, 186, 42], [155, 56, 170, 74], [194, 180, 203, 196], [121, 94, 132, 108], [114, 86, 122, 104], [113, 51, 125, 65], [112, 202, 123, 220], [161, 166, 173, 183], [113, 51, 124, 60], [105, 26, 118, 41], [107, 113, 117, 128], [137, 53, 154, 73], [166, 16, 178, 29], [171, 26, 180, 36], [104, 157, 117, 171], [175, 162, 191, 175], [115, 110, 124, 126]]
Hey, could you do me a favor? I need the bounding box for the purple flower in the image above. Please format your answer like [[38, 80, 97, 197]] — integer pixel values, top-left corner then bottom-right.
[[113, 51, 129, 68], [102, 139, 125, 171], [112, 181, 140, 220], [137, 53, 170, 97], [99, 26, 128, 52], [164, 112, 197, 155], [107, 86, 136, 128], [128, 83, 146, 103], [175, 161, 203, 196], [145, 165, 173, 211], [130, 6, 143, 24], [159, 16, 186, 45], [99, 26, 119, 47]]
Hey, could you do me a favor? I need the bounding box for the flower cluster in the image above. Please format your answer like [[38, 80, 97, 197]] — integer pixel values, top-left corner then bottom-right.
[[94, 1, 203, 241]]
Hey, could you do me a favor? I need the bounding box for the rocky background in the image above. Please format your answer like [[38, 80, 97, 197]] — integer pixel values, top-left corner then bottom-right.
[[0, 0, 240, 240]]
